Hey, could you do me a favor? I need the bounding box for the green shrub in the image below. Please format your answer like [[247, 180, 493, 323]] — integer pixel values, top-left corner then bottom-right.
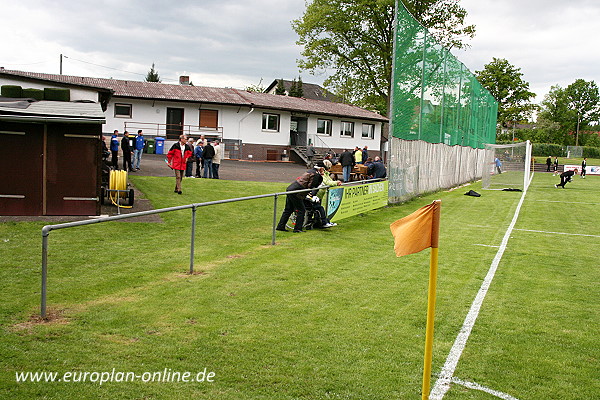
[[22, 88, 45, 101], [532, 143, 565, 157], [43, 88, 70, 101], [1, 85, 23, 98]]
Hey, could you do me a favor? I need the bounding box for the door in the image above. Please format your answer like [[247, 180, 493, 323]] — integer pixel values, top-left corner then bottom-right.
[[290, 116, 308, 146], [45, 124, 100, 216], [0, 123, 44, 215], [166, 108, 184, 139]]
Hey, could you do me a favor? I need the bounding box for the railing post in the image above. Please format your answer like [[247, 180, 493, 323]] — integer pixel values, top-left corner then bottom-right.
[[272, 195, 279, 245], [190, 206, 196, 274], [41, 230, 49, 319]]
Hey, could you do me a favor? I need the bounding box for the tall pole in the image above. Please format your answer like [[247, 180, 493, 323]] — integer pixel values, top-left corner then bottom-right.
[[422, 200, 441, 400], [60, 54, 63, 75]]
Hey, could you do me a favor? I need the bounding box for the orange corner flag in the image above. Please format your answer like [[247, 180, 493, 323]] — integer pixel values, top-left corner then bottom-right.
[[390, 200, 441, 257]]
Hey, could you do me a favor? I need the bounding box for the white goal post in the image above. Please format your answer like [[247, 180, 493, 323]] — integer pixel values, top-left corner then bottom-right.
[[482, 141, 533, 190]]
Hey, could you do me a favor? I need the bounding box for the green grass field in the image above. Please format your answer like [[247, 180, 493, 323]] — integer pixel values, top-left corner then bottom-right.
[[1, 173, 598, 399]]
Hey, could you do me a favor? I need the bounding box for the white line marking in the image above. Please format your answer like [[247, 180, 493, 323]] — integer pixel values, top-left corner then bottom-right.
[[430, 185, 529, 399], [514, 229, 600, 238], [451, 377, 520, 400], [473, 244, 500, 248]]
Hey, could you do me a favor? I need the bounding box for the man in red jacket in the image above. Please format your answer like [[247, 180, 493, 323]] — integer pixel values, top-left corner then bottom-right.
[[167, 135, 193, 194]]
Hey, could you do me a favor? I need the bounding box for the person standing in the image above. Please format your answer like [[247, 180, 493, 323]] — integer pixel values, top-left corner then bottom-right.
[[212, 140, 222, 179], [581, 158, 587, 178], [339, 149, 354, 182], [494, 157, 502, 175], [194, 141, 204, 178], [553, 156, 559, 176], [555, 168, 578, 188], [202, 140, 215, 179], [132, 130, 145, 171], [545, 156, 552, 172], [276, 165, 325, 233], [354, 146, 363, 164], [306, 143, 315, 167], [121, 131, 133, 172], [185, 137, 195, 178], [167, 135, 193, 194], [110, 130, 119, 169]]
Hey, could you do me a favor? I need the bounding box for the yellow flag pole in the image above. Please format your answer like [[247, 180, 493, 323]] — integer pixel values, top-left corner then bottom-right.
[[422, 200, 441, 400]]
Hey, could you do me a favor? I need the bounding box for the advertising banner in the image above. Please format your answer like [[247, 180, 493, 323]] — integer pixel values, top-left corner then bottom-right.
[[565, 164, 600, 175], [327, 181, 388, 222]]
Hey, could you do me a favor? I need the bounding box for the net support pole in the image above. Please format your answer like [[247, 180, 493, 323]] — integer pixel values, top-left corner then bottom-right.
[[422, 201, 441, 400]]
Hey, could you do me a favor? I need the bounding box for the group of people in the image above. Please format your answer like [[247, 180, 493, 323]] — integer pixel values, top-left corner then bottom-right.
[[108, 129, 146, 172], [546, 155, 588, 189], [166, 134, 222, 194], [337, 146, 386, 182]]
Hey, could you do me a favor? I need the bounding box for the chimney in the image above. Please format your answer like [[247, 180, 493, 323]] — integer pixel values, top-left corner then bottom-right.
[[179, 75, 190, 85]]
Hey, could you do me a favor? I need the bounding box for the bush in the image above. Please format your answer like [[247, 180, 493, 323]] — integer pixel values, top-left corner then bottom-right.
[[532, 143, 565, 157], [22, 88, 45, 101], [1, 85, 23, 98], [43, 88, 70, 101]]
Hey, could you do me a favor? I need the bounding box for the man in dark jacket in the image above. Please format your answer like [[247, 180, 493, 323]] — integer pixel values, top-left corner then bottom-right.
[[338, 149, 354, 182], [202, 141, 215, 179], [121, 131, 133, 171], [367, 156, 387, 179], [555, 168, 578, 188], [276, 166, 324, 233]]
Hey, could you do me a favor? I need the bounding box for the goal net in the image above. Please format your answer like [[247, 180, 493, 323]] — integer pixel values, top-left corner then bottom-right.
[[566, 146, 583, 158], [482, 141, 532, 190]]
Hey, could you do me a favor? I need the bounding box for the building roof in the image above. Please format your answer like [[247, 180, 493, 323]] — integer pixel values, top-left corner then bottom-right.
[[264, 79, 345, 103], [0, 69, 387, 123], [0, 98, 105, 124]]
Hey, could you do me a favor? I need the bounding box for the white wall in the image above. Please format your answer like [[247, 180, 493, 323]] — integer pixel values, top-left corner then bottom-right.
[[0, 77, 99, 102]]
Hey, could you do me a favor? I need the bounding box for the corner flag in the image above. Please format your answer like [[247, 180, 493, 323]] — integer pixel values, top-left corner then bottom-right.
[[390, 200, 441, 400], [390, 200, 441, 257]]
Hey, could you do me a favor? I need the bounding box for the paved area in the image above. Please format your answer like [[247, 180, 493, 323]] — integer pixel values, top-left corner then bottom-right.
[[132, 154, 307, 183]]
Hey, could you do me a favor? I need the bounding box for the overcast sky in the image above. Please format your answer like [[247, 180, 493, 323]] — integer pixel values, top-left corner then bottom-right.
[[1, 0, 598, 106]]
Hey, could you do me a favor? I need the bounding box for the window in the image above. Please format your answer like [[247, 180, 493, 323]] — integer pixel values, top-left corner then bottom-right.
[[114, 103, 132, 118], [262, 113, 280, 132], [317, 119, 332, 136], [362, 123, 375, 139], [199, 109, 218, 129], [340, 121, 354, 137]]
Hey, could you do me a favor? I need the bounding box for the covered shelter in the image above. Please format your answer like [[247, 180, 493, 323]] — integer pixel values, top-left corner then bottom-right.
[[0, 99, 105, 215]]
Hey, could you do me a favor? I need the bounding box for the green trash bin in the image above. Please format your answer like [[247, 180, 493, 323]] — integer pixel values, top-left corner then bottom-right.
[[145, 139, 155, 154]]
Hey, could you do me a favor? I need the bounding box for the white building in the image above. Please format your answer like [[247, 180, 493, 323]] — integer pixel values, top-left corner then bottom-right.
[[0, 69, 387, 162]]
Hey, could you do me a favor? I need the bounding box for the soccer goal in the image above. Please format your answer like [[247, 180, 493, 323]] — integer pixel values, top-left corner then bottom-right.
[[482, 141, 533, 190]]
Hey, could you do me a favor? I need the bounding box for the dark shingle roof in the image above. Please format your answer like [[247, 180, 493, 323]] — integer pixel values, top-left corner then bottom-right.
[[0, 69, 387, 122]]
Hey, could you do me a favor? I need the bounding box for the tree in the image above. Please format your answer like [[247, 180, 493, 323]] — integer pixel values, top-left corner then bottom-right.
[[292, 0, 475, 115], [245, 78, 265, 93], [539, 81, 600, 145], [296, 76, 304, 98], [275, 79, 286, 95], [476, 58, 536, 129], [564, 79, 600, 146], [145, 63, 161, 82], [289, 79, 298, 97]]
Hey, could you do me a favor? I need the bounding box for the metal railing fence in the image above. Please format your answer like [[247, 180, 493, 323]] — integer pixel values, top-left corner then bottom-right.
[[40, 179, 382, 318]]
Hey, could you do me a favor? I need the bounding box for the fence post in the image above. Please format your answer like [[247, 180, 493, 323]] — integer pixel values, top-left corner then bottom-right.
[[272, 195, 279, 245], [190, 206, 196, 274], [41, 230, 49, 319]]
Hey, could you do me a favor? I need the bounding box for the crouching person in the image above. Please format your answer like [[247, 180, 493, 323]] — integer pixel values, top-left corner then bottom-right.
[[276, 165, 325, 233]]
